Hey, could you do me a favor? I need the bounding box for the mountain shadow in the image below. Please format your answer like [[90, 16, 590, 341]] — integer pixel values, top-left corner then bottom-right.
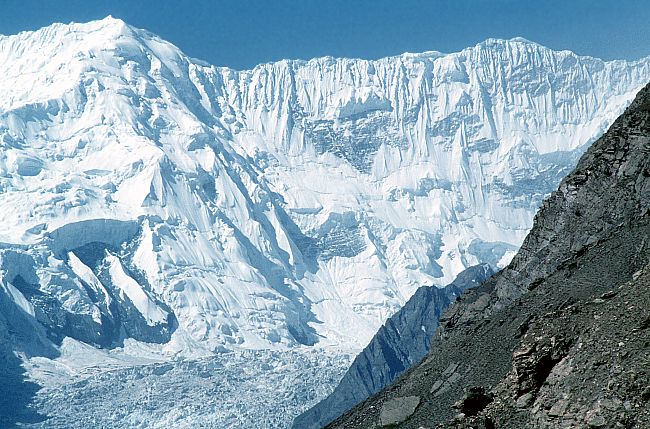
[[0, 287, 56, 427], [0, 344, 48, 428]]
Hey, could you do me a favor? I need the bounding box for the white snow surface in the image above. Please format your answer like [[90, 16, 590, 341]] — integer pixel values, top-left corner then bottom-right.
[[106, 254, 168, 326], [0, 16, 649, 383]]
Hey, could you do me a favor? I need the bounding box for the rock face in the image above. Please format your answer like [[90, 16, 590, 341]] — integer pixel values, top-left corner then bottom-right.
[[1, 18, 650, 356], [294, 264, 495, 428], [325, 82, 650, 428], [380, 396, 421, 426]]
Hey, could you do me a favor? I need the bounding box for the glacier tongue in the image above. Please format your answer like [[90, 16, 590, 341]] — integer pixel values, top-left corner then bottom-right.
[[1, 17, 649, 360]]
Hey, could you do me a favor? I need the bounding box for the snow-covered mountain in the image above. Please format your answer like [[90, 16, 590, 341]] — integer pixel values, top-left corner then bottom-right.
[[1, 19, 650, 425], [1, 18, 649, 356]]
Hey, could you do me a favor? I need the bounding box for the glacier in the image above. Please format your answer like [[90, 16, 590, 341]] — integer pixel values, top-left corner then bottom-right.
[[22, 342, 351, 429], [1, 17, 649, 427]]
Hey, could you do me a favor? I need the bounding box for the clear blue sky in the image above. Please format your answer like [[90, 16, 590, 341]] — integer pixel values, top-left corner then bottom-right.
[[1, 0, 649, 70]]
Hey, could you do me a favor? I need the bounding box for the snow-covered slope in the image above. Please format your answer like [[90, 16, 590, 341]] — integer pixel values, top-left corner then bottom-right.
[[1, 17, 649, 360]]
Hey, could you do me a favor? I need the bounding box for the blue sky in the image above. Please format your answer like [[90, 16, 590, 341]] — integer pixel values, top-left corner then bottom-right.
[[1, 0, 649, 70]]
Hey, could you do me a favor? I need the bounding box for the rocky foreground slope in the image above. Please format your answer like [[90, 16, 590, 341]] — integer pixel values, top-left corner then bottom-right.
[[327, 82, 650, 428]]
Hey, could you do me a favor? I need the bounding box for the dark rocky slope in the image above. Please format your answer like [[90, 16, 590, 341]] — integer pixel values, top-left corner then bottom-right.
[[326, 81, 650, 428], [294, 264, 495, 429]]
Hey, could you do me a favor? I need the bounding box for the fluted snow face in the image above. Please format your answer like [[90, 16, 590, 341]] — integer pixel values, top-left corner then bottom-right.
[[1, 18, 648, 353]]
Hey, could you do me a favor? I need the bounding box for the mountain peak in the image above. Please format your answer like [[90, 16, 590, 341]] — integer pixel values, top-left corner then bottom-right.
[[0, 15, 134, 45], [470, 36, 555, 55], [482, 36, 537, 45], [0, 16, 183, 112], [97, 14, 127, 25], [79, 15, 134, 37]]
